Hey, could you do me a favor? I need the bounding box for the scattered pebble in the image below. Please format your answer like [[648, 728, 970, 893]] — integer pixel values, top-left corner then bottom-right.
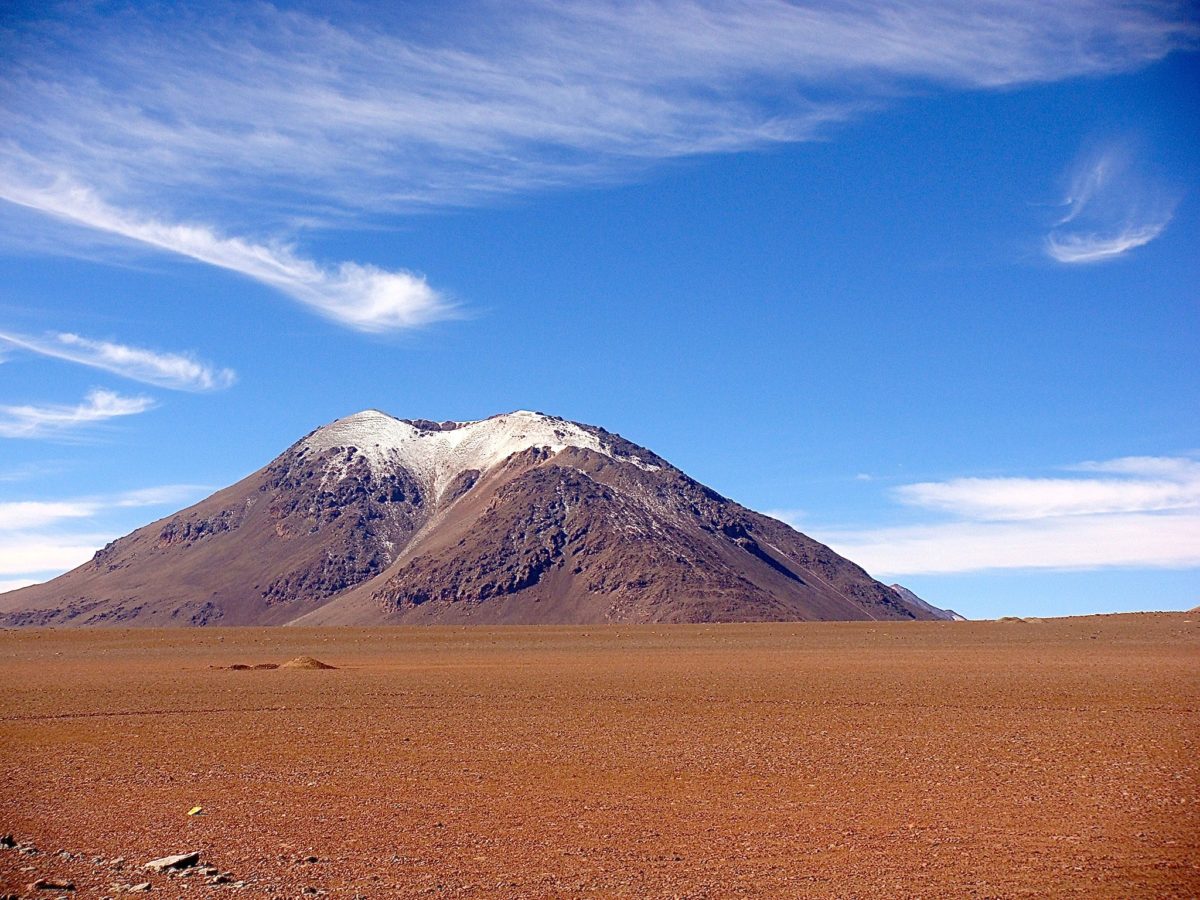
[[143, 851, 201, 872], [28, 878, 74, 892]]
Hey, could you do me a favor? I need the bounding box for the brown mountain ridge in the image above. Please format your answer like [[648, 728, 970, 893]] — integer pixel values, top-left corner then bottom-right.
[[0, 410, 953, 626]]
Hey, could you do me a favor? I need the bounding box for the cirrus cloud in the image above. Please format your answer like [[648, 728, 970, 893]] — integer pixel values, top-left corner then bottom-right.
[[0, 533, 113, 582], [0, 178, 452, 333], [0, 484, 209, 590], [0, 485, 205, 531], [823, 511, 1200, 575], [894, 457, 1200, 521], [0, 1, 1195, 331], [0, 389, 155, 439], [1045, 143, 1178, 264], [807, 455, 1200, 575], [0, 329, 236, 391], [2, 1, 1194, 217]]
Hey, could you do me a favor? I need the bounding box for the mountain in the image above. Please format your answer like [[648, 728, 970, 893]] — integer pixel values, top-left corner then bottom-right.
[[889, 584, 966, 621], [0, 410, 953, 627]]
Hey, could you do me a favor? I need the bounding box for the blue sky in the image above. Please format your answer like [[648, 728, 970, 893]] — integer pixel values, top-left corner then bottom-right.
[[1, 0, 1197, 618]]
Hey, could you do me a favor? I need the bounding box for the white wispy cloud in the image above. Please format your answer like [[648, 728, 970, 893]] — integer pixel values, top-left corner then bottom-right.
[[765, 508, 806, 526], [0, 2, 1193, 325], [0, 461, 68, 483], [0, 533, 112, 580], [1072, 456, 1200, 478], [812, 455, 1200, 575], [3, 2, 1192, 212], [0, 389, 155, 439], [0, 501, 96, 531], [895, 457, 1200, 520], [0, 484, 208, 587], [1046, 224, 1170, 263], [0, 329, 235, 391], [0, 180, 451, 332], [824, 511, 1200, 575], [0, 485, 203, 531], [111, 485, 208, 507], [1045, 143, 1178, 263]]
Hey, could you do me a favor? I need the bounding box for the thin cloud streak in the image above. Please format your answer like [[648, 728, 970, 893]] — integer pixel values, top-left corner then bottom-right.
[[1046, 144, 1177, 263], [810, 455, 1200, 574], [0, 329, 236, 391], [895, 457, 1200, 520], [1, 3, 1193, 327], [0, 389, 154, 439], [0, 180, 451, 332], [0, 461, 68, 483], [764, 508, 806, 526], [1045, 222, 1171, 263], [0, 532, 115, 579], [1073, 456, 1200, 478], [1, 3, 1194, 220], [0, 501, 95, 531], [0, 485, 205, 531], [0, 484, 208, 586], [825, 511, 1200, 575]]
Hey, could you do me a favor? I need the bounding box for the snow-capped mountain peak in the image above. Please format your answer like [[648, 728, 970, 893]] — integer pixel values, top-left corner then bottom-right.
[[1, 408, 938, 628], [301, 409, 649, 499]]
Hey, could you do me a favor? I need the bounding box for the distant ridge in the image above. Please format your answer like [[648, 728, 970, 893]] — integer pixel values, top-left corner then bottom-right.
[[0, 410, 955, 627], [890, 584, 966, 621]]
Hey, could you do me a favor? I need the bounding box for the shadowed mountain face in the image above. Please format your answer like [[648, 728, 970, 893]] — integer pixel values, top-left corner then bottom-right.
[[0, 410, 946, 626]]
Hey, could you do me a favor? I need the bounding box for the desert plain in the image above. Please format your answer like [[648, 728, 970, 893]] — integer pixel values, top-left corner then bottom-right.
[[1, 613, 1197, 898]]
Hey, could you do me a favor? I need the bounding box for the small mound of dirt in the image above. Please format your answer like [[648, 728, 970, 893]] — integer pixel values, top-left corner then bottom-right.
[[228, 663, 251, 670], [252, 663, 279, 670], [280, 656, 336, 670]]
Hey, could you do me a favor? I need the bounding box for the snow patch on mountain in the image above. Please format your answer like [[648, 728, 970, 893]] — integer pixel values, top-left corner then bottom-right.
[[302, 409, 658, 499]]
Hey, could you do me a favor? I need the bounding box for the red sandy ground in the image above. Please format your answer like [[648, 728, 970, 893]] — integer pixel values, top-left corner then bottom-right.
[[1, 614, 1197, 898]]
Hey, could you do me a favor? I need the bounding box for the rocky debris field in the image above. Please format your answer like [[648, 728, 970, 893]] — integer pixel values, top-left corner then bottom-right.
[[0, 841, 251, 896], [1, 614, 1197, 897]]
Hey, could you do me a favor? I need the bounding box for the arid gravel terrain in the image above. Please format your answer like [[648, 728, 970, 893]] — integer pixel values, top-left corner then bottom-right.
[[2, 614, 1197, 898]]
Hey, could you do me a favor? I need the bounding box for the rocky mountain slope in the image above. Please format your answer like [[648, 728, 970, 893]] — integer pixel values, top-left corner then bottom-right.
[[0, 410, 951, 626], [889, 584, 966, 621]]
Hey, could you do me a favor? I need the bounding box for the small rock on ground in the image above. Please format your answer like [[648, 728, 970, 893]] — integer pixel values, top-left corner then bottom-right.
[[143, 851, 201, 872], [28, 878, 74, 891]]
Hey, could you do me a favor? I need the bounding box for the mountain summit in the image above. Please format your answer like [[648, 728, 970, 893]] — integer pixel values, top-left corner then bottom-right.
[[0, 410, 947, 626]]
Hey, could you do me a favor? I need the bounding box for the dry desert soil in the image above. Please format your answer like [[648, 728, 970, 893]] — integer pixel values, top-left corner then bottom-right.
[[1, 614, 1197, 898]]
